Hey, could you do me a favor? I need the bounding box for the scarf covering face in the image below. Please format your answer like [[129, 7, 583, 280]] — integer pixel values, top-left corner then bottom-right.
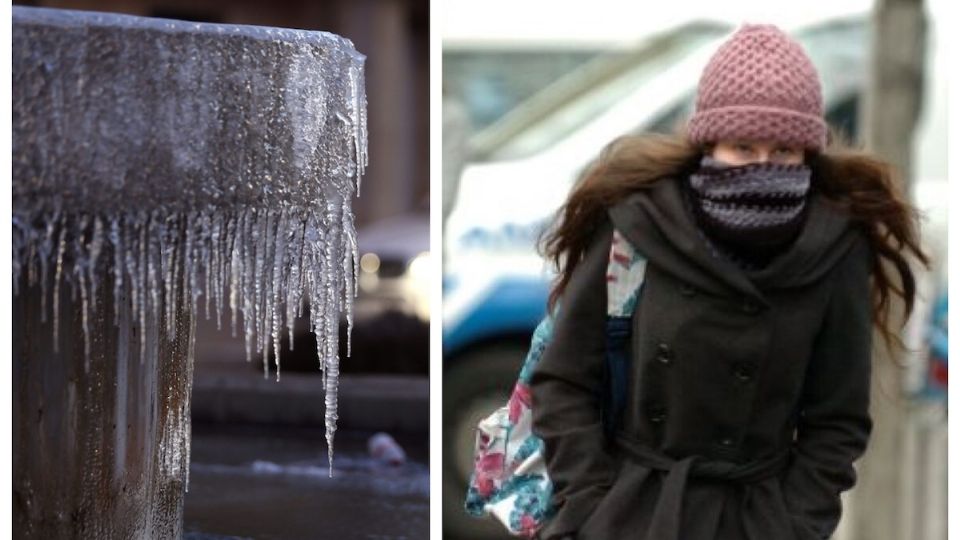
[[685, 155, 812, 269]]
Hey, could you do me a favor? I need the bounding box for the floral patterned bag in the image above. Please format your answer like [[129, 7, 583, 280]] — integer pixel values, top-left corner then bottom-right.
[[464, 229, 648, 537]]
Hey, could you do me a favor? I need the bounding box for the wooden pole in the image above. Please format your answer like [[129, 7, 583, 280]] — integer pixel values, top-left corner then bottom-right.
[[846, 1, 927, 539]]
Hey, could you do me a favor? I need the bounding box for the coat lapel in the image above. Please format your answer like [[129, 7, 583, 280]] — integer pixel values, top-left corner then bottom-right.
[[609, 177, 765, 304], [747, 194, 859, 290], [608, 176, 859, 304]]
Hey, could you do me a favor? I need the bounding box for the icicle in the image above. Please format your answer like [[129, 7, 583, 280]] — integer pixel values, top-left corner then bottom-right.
[[257, 211, 273, 379], [172, 226, 184, 339], [161, 217, 176, 341], [124, 214, 141, 358], [315, 201, 342, 476], [348, 64, 368, 195], [183, 213, 197, 316], [284, 224, 297, 353], [138, 215, 149, 363], [171, 219, 183, 338], [89, 216, 104, 313], [52, 222, 67, 352], [296, 219, 309, 320], [69, 243, 79, 304], [242, 210, 256, 365], [182, 217, 193, 317], [341, 198, 357, 357], [73, 214, 92, 370], [212, 215, 224, 330], [200, 213, 213, 323], [324, 335, 340, 478], [228, 213, 242, 339], [26, 229, 38, 290], [78, 263, 91, 371], [109, 217, 123, 326], [271, 209, 288, 382], [286, 218, 306, 352], [39, 211, 60, 323]]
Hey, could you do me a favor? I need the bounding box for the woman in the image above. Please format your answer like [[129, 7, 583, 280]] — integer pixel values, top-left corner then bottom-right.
[[530, 24, 927, 540]]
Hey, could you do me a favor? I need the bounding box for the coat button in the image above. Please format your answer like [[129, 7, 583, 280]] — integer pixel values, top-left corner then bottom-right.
[[679, 282, 697, 297], [656, 343, 673, 364], [647, 404, 667, 424], [733, 362, 756, 381]]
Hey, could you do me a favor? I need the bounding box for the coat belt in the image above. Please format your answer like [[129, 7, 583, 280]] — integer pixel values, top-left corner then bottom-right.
[[615, 433, 791, 540]]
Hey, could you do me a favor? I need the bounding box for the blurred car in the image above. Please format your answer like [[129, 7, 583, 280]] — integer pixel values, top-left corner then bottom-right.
[[355, 211, 431, 323], [442, 14, 946, 539], [346, 211, 431, 373], [264, 211, 430, 374]]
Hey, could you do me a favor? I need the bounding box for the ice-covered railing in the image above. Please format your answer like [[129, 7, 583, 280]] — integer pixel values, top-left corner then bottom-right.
[[12, 7, 367, 472]]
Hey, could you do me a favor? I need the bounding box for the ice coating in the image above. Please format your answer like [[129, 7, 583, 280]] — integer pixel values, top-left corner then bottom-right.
[[12, 5, 367, 478]]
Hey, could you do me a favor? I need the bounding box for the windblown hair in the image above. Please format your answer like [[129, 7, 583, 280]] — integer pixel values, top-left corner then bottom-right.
[[540, 128, 929, 351]]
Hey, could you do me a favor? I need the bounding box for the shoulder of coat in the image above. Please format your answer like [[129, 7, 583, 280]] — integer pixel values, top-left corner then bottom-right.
[[617, 175, 676, 203], [837, 227, 873, 279]]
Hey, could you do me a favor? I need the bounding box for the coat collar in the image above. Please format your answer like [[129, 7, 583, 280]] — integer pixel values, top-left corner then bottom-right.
[[608, 176, 861, 304]]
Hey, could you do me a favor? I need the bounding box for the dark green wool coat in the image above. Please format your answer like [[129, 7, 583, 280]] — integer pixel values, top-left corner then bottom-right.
[[530, 176, 874, 540]]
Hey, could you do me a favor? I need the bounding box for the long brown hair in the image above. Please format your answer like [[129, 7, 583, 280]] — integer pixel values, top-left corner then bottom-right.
[[540, 128, 929, 350]]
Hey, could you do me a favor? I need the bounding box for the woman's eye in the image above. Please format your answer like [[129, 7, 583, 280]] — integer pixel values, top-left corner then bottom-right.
[[771, 148, 803, 163]]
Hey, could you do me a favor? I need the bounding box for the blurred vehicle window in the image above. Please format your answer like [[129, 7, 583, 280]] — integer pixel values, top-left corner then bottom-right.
[[475, 24, 727, 161], [443, 49, 604, 131]]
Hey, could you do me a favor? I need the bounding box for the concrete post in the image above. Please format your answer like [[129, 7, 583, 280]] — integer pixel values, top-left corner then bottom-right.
[[12, 7, 365, 538], [13, 258, 194, 538], [847, 1, 927, 539]]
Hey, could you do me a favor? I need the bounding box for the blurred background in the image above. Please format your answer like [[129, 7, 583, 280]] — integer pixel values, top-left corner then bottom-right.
[[441, 0, 947, 539], [14, 0, 429, 538]]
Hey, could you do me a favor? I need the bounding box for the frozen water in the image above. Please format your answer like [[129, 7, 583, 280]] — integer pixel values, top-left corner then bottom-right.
[[12, 5, 367, 484]]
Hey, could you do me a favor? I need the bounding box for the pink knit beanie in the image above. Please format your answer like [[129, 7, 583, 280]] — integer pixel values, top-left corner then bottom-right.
[[687, 24, 827, 151]]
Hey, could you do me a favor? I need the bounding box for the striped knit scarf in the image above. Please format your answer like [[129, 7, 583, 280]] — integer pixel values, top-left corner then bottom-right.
[[685, 155, 811, 270]]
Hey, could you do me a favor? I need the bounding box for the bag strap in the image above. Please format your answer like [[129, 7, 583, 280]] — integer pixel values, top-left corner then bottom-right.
[[601, 228, 648, 441]]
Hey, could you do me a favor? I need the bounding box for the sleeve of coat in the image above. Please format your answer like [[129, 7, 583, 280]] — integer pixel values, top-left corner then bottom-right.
[[781, 238, 874, 540], [530, 223, 616, 540]]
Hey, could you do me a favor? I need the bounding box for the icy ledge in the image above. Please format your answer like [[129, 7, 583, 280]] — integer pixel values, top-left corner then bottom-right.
[[12, 6, 367, 474]]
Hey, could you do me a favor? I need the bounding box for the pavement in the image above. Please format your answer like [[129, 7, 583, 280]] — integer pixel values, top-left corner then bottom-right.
[[192, 359, 429, 435], [190, 313, 429, 435], [184, 424, 429, 540]]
